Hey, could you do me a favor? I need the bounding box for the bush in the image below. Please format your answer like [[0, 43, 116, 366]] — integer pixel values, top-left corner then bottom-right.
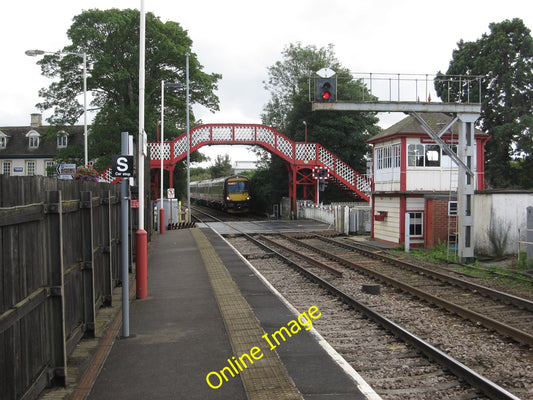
[[487, 218, 510, 258]]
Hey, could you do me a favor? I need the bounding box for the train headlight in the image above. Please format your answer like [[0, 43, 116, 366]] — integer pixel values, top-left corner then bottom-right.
[[226, 196, 231, 201]]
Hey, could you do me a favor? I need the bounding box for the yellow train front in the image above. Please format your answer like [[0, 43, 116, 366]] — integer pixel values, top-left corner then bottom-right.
[[190, 175, 251, 213]]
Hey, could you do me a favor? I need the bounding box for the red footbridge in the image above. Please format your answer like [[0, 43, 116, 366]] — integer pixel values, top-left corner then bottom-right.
[[99, 123, 371, 210]]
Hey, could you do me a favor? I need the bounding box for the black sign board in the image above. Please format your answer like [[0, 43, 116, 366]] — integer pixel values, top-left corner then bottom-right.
[[111, 155, 134, 177]]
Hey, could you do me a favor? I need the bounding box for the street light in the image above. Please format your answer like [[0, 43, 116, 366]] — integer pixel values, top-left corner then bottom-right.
[[26, 49, 88, 167]]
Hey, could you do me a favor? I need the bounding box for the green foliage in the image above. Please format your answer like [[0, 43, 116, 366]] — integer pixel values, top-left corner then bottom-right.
[[190, 167, 211, 182], [487, 218, 510, 258], [410, 242, 459, 264], [435, 18, 533, 188], [249, 167, 278, 215], [209, 154, 233, 178], [514, 252, 533, 270], [35, 8, 221, 172], [260, 42, 381, 206]]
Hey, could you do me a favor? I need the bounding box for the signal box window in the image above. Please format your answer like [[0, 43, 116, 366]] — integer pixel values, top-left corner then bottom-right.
[[408, 144, 442, 167], [408, 212, 423, 237]]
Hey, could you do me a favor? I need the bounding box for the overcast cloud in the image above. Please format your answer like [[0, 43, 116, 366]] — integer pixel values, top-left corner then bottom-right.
[[2, 0, 532, 164]]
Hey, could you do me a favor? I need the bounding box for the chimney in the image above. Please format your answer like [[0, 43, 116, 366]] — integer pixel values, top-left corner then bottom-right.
[[31, 113, 42, 127]]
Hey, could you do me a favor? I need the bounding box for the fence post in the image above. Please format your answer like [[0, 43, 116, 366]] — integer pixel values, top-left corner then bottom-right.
[[80, 191, 96, 336], [45, 190, 67, 386], [518, 206, 533, 260], [102, 190, 114, 305]]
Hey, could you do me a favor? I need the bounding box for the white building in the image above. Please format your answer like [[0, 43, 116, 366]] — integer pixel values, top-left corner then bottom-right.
[[0, 114, 85, 177]]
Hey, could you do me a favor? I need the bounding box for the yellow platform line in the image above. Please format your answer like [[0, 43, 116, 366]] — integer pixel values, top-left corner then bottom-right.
[[191, 228, 303, 400]]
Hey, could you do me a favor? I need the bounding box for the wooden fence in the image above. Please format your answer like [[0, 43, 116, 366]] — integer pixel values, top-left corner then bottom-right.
[[0, 176, 125, 400]]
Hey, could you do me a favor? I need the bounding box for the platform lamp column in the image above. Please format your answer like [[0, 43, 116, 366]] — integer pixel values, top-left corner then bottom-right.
[[186, 53, 191, 222], [160, 80, 165, 234], [136, 0, 148, 300]]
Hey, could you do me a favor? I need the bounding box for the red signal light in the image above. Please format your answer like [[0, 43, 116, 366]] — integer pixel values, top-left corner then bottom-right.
[[315, 77, 336, 101]]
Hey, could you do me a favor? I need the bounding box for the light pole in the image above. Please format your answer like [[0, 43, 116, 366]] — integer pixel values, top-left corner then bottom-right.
[[25, 49, 88, 167], [186, 53, 191, 222]]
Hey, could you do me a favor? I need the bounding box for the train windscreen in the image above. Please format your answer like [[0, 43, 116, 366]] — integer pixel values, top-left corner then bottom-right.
[[227, 180, 248, 193]]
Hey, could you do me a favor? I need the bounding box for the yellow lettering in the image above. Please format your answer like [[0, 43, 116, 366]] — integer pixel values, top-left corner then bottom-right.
[[238, 352, 253, 368], [220, 366, 235, 381], [271, 326, 291, 345], [227, 358, 239, 374], [262, 333, 277, 350], [297, 312, 313, 330], [288, 319, 302, 334], [308, 305, 321, 319], [250, 346, 264, 360], [206, 371, 223, 389], [233, 356, 243, 371]]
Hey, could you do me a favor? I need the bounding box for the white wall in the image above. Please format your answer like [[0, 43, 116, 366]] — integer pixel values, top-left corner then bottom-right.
[[474, 192, 533, 255], [373, 196, 401, 244]]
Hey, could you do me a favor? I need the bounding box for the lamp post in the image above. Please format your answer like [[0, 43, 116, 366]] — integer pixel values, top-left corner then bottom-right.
[[186, 53, 191, 222], [25, 49, 88, 167]]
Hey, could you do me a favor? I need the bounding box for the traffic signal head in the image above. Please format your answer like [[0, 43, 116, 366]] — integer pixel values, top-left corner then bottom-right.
[[315, 77, 336, 101]]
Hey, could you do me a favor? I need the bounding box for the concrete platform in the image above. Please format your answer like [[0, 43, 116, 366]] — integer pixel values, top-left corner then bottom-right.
[[86, 228, 380, 400]]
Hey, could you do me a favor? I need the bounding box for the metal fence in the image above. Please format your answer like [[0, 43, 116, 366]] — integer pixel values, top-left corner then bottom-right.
[[0, 175, 123, 400]]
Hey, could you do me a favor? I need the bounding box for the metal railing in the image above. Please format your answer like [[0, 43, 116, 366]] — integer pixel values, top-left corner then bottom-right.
[[346, 72, 483, 104]]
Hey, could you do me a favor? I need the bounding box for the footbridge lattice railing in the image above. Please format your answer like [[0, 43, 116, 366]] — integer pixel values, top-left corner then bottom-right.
[[99, 124, 371, 201]]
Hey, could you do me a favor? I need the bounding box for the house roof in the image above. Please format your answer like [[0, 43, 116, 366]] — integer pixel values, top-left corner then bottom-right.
[[367, 112, 487, 144], [0, 124, 85, 159]]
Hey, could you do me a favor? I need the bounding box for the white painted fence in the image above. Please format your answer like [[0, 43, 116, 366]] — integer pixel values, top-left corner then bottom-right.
[[297, 201, 371, 235]]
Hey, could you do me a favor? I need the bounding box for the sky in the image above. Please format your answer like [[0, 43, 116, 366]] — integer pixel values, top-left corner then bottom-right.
[[1, 0, 532, 166]]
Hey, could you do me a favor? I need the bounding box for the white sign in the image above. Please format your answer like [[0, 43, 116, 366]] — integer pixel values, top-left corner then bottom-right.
[[167, 188, 175, 199], [57, 163, 76, 175]]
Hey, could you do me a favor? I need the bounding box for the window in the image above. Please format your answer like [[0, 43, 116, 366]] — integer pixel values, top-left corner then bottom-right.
[[408, 212, 423, 237], [26, 161, 36, 176], [2, 161, 11, 175], [227, 180, 248, 193], [29, 136, 39, 148], [408, 144, 424, 166], [0, 131, 7, 149], [408, 144, 443, 167], [46, 161, 56, 177], [448, 201, 458, 216], [393, 144, 401, 168], [375, 147, 383, 170], [442, 145, 458, 167], [383, 146, 392, 169], [376, 144, 401, 170], [425, 145, 441, 167], [57, 134, 68, 148], [26, 129, 40, 149]]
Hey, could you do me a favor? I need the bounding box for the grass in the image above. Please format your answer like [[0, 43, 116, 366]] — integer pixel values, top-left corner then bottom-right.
[[404, 245, 533, 293]]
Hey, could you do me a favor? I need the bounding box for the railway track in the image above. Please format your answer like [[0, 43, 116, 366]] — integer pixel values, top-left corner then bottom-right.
[[276, 233, 533, 347], [191, 209, 532, 398], [227, 233, 527, 399]]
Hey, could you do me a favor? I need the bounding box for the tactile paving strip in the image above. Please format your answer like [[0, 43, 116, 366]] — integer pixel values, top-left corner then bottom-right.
[[191, 228, 303, 400]]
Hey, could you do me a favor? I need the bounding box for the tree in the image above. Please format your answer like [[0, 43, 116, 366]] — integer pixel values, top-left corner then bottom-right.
[[259, 43, 380, 204], [35, 8, 221, 172], [209, 154, 233, 178], [435, 18, 533, 188]]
